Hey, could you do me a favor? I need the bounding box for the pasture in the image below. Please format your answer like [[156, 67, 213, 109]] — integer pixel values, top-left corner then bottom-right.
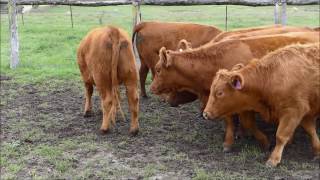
[[1, 4, 319, 179]]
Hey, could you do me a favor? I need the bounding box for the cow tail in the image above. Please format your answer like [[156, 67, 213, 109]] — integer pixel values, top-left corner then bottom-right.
[[110, 28, 125, 125], [132, 22, 144, 43], [132, 22, 144, 61]]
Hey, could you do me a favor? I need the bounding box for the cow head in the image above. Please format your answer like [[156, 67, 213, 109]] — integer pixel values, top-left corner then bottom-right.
[[203, 68, 250, 120], [151, 46, 189, 95], [150, 47, 174, 94]]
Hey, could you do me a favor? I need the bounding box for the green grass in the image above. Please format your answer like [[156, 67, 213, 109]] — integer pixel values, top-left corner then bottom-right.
[[1, 5, 319, 83]]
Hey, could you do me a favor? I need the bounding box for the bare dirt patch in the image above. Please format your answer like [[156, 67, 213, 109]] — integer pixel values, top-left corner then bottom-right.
[[1, 77, 319, 179]]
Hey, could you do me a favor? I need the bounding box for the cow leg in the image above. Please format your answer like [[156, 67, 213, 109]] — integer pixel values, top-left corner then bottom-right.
[[232, 114, 245, 139], [139, 63, 149, 98], [223, 116, 235, 152], [79, 60, 94, 117], [300, 116, 320, 159], [125, 84, 139, 135], [239, 111, 270, 150], [83, 82, 94, 117], [100, 90, 113, 133], [266, 112, 303, 167]]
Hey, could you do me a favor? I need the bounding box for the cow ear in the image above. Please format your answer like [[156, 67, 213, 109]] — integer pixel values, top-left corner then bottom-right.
[[159, 47, 172, 68], [231, 63, 245, 71], [177, 39, 192, 51], [165, 50, 173, 67], [159, 47, 167, 66], [230, 73, 244, 90]]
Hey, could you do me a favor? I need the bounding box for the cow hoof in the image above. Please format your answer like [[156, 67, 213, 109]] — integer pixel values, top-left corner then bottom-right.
[[129, 128, 139, 136], [100, 128, 110, 135], [223, 146, 232, 153], [265, 159, 277, 168], [83, 111, 93, 118]]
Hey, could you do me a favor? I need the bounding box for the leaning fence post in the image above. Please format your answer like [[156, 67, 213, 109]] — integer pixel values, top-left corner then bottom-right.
[[274, 0, 280, 24], [69, 5, 74, 28], [8, 0, 20, 69], [132, 0, 141, 31], [281, 0, 287, 25], [225, 5, 228, 31]]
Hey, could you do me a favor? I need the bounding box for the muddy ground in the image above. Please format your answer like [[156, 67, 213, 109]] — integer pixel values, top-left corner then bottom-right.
[[1, 75, 319, 179]]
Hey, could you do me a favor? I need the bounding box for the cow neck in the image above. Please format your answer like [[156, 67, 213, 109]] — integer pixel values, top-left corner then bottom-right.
[[239, 62, 273, 114], [170, 43, 225, 92]]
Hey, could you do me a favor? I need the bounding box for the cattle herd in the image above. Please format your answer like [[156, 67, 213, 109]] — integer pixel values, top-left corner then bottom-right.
[[77, 22, 319, 167]]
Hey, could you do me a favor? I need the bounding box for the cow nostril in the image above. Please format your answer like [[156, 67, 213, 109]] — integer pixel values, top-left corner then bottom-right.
[[203, 112, 208, 120]]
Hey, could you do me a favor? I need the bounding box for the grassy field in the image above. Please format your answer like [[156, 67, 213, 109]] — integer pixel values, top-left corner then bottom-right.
[[1, 5, 319, 179]]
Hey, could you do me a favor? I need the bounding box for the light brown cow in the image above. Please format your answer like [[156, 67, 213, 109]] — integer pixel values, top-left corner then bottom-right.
[[150, 32, 319, 151], [78, 26, 139, 135], [211, 25, 314, 43], [203, 43, 320, 167], [132, 21, 222, 97]]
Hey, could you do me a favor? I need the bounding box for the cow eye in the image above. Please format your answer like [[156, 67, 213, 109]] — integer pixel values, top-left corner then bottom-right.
[[216, 90, 224, 97]]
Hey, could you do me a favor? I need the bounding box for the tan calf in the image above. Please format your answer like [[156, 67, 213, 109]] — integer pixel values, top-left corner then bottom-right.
[[77, 26, 139, 135], [204, 43, 320, 167]]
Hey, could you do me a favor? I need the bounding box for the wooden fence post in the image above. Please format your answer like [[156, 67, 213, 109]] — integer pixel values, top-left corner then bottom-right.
[[132, 0, 142, 65], [132, 0, 141, 31], [225, 5, 228, 31], [274, 0, 279, 24], [69, 5, 74, 28], [281, 0, 287, 25], [21, 12, 24, 26], [8, 0, 20, 69]]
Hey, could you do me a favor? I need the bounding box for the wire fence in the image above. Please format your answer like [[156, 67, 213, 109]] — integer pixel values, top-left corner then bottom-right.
[[1, 4, 318, 69], [2, 4, 318, 32]]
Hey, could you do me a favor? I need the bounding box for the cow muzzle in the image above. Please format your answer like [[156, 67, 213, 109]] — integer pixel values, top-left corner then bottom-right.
[[150, 85, 160, 95], [202, 112, 210, 120], [203, 110, 218, 120]]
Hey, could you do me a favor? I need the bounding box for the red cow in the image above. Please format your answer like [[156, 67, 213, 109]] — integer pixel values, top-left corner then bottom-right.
[[78, 26, 139, 135]]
